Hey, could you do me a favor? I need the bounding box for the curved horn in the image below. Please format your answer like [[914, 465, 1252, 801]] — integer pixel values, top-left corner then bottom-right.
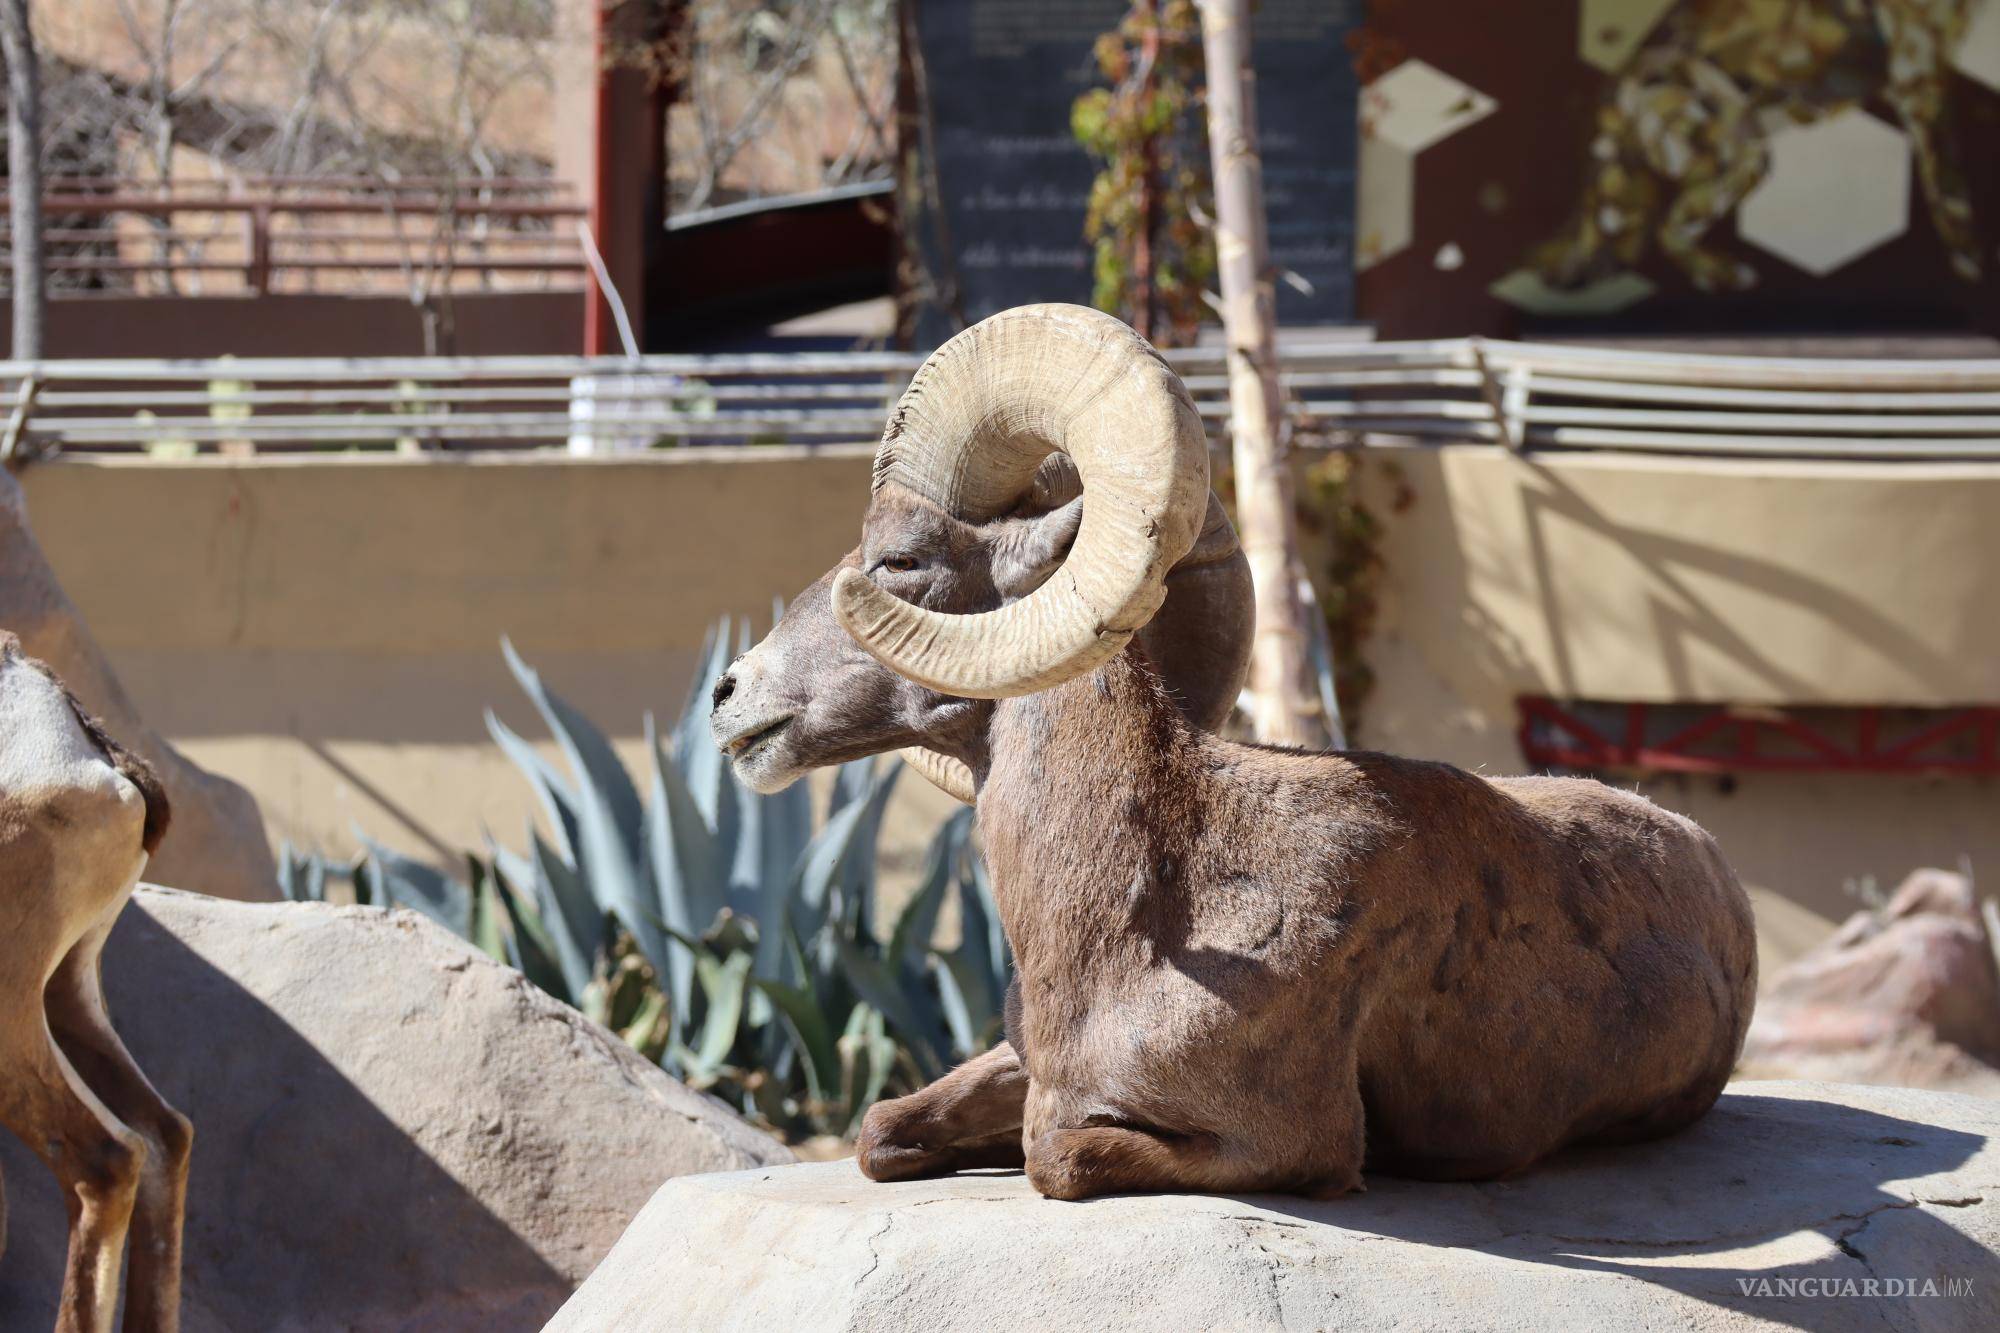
[[901, 746, 976, 804], [832, 304, 1209, 698]]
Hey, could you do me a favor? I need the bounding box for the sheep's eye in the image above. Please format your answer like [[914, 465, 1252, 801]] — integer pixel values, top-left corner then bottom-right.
[[880, 555, 921, 574]]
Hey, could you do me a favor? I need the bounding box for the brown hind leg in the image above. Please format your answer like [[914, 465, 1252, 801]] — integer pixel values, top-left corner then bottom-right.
[[1023, 1121, 1366, 1202], [1577, 1075, 1728, 1149], [0, 1019, 147, 1333], [47, 924, 190, 1333], [856, 1042, 1028, 1182]]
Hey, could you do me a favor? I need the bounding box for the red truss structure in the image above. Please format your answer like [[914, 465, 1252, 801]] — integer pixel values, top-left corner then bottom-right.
[[1517, 698, 2000, 777]]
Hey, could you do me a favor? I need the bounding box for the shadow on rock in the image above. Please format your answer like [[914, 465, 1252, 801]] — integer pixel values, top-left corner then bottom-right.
[[1249, 1087, 1997, 1331], [1, 889, 790, 1332]]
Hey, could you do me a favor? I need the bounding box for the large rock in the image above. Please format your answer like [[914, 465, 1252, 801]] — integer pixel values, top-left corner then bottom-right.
[[2, 469, 276, 899], [1741, 869, 2000, 1097], [0, 888, 791, 1331], [551, 1082, 2000, 1332]]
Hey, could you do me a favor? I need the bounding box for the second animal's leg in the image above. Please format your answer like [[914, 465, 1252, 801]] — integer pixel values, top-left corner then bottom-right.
[[46, 925, 191, 1333], [856, 1042, 1028, 1181], [0, 1023, 147, 1333]]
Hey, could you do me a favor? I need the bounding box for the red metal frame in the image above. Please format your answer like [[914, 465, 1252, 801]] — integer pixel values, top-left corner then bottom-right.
[[1517, 698, 2000, 776]]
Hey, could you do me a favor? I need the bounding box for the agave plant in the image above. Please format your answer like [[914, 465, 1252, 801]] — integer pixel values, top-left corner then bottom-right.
[[286, 617, 1012, 1139]]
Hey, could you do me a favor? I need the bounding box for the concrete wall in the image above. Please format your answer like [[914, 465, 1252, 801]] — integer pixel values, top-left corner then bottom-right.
[[22, 446, 2000, 968], [1352, 446, 2000, 962], [19, 448, 962, 883]]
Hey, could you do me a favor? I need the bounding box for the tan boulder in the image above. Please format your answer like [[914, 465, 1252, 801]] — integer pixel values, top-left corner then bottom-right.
[[1741, 869, 2000, 1096], [1, 469, 276, 899], [551, 1081, 2000, 1332], [0, 888, 791, 1331]]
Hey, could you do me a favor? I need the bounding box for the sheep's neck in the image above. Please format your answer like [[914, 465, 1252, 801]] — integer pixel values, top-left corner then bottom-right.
[[975, 649, 1203, 975]]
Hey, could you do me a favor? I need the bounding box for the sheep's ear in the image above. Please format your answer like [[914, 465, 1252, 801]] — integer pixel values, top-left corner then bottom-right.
[[989, 496, 1083, 599]]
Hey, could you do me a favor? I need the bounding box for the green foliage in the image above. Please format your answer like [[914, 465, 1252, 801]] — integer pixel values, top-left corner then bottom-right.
[[1070, 0, 1214, 346], [1296, 450, 1410, 732], [284, 617, 1010, 1140]]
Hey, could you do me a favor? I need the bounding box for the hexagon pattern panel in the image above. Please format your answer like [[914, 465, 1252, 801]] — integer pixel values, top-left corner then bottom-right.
[[1355, 59, 1498, 272], [1353, 1, 2000, 336], [1956, 0, 2000, 92], [1737, 109, 1913, 276], [1578, 0, 1679, 72]]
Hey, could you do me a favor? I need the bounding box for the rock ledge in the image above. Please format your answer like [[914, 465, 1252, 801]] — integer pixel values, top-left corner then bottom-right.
[[551, 1081, 2000, 1332]]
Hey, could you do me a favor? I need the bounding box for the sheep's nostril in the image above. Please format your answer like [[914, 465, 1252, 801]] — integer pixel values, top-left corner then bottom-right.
[[711, 672, 736, 709]]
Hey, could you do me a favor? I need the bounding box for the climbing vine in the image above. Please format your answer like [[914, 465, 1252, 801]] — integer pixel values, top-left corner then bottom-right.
[[1296, 447, 1412, 735], [1070, 0, 1213, 347]]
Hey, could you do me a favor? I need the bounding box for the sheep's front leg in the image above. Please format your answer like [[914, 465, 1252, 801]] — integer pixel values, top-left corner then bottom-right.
[[856, 1041, 1027, 1182]]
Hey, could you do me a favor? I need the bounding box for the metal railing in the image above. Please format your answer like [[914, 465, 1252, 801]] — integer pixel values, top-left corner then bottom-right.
[[0, 177, 587, 297], [3, 338, 1999, 460]]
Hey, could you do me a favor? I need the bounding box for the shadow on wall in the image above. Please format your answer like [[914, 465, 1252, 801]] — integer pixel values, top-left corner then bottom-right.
[[1250, 1091, 1997, 1331], [1515, 464, 1963, 703], [0, 909, 568, 1332]]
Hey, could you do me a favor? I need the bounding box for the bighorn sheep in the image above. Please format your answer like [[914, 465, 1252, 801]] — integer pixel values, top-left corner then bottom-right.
[[0, 633, 188, 1331], [711, 304, 1757, 1200]]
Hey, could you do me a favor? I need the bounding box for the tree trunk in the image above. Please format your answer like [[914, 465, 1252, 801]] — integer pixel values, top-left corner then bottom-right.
[[0, 0, 44, 360], [1197, 0, 1318, 747]]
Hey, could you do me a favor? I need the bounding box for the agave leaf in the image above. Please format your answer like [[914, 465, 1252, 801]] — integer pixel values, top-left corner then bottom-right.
[[889, 805, 967, 967], [500, 637, 644, 840], [619, 984, 670, 1056], [748, 975, 839, 1105], [529, 828, 601, 1000], [674, 620, 741, 837], [358, 833, 472, 939], [491, 862, 572, 1001], [930, 950, 981, 1057], [966, 843, 1013, 985], [691, 949, 752, 1076], [794, 761, 899, 934], [832, 932, 945, 1077], [465, 855, 509, 962], [852, 1006, 899, 1131], [500, 639, 672, 984], [644, 712, 722, 1023], [487, 838, 536, 903], [485, 708, 582, 860], [835, 759, 902, 936]]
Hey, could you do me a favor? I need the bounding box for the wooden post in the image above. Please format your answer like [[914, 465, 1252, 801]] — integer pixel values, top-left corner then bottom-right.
[[1198, 0, 1320, 748], [245, 205, 273, 295], [0, 0, 45, 360]]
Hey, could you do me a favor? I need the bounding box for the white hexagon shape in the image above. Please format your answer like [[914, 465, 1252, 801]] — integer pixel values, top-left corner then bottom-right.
[[1737, 108, 1911, 276], [1355, 61, 1498, 271], [1579, 0, 1677, 73], [1361, 59, 1498, 154], [1955, 0, 2000, 93]]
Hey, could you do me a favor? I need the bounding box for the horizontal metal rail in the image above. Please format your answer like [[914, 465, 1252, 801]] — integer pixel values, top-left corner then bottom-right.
[[3, 176, 585, 296], [2, 336, 1998, 459]]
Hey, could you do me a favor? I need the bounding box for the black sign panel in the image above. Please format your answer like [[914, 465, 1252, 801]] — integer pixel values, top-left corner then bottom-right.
[[912, 0, 1360, 341]]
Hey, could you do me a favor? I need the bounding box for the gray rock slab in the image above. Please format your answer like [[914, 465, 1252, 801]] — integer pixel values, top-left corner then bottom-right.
[[550, 1081, 1999, 1332]]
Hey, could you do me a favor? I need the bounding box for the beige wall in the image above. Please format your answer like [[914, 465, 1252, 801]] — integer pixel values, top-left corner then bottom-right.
[[23, 446, 2000, 968], [22, 449, 927, 877], [1352, 446, 2000, 963]]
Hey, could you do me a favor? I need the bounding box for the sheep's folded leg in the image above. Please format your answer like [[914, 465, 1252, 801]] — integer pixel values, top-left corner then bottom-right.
[[856, 1042, 1027, 1181]]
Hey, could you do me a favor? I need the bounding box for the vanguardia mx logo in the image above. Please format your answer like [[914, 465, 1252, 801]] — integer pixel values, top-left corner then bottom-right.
[[1736, 1277, 1975, 1298]]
